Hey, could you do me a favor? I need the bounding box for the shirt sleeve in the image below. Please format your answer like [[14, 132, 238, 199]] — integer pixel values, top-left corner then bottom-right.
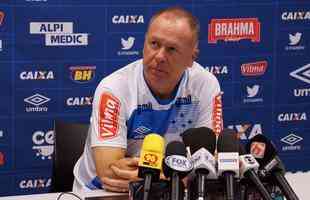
[[195, 72, 223, 135], [89, 87, 128, 149]]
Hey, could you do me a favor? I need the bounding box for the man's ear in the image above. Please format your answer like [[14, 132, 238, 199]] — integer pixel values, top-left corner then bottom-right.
[[192, 47, 199, 60]]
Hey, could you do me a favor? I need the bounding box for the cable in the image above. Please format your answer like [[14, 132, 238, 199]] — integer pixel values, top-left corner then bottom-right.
[[56, 192, 82, 200]]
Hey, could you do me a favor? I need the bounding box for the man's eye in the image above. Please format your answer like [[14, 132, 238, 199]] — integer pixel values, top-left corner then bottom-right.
[[167, 47, 176, 53], [150, 41, 158, 48]]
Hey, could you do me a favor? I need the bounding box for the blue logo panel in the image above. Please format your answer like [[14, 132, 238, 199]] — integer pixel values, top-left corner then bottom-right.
[[0, 62, 12, 116], [13, 171, 52, 195], [0, 118, 11, 145], [61, 88, 94, 114], [15, 118, 54, 169], [0, 174, 13, 196], [15, 90, 59, 116], [0, 146, 13, 171], [15, 6, 106, 61], [275, 55, 310, 105]]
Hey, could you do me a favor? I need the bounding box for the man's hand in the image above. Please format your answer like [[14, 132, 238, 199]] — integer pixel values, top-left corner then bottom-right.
[[100, 157, 141, 192]]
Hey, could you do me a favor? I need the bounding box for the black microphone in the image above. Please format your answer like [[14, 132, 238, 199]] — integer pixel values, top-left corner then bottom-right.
[[181, 127, 217, 200], [246, 134, 299, 200], [239, 143, 273, 200], [217, 129, 240, 200], [163, 141, 193, 200]]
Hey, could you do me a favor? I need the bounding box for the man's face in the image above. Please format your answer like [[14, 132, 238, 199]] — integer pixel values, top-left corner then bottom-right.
[[143, 14, 197, 98]]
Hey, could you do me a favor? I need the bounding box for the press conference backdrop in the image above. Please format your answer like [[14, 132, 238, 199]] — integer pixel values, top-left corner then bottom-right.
[[0, 0, 309, 196]]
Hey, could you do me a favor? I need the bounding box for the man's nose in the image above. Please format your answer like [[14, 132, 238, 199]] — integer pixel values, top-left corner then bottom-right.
[[154, 47, 167, 63]]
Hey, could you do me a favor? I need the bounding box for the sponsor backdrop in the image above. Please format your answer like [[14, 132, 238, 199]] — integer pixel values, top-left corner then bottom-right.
[[0, 0, 309, 196]]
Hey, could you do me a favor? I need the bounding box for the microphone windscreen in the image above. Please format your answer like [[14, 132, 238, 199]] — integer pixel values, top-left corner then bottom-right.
[[165, 140, 187, 157], [181, 127, 216, 154], [217, 129, 239, 152], [246, 134, 277, 166]]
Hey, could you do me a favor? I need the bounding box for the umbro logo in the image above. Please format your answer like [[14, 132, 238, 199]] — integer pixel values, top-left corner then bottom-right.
[[134, 126, 151, 135], [24, 94, 50, 106], [281, 134, 303, 146], [290, 63, 310, 84]]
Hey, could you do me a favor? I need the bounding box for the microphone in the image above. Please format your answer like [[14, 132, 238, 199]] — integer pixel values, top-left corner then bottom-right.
[[181, 127, 217, 200], [138, 133, 165, 200], [246, 134, 299, 200], [239, 143, 273, 200], [163, 141, 193, 200], [217, 129, 239, 200]]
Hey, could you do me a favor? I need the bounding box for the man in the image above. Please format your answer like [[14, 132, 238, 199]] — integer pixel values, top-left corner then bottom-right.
[[73, 6, 222, 193]]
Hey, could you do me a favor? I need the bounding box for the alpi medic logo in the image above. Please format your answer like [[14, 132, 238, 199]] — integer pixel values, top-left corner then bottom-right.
[[24, 93, 50, 112], [112, 15, 144, 24], [281, 11, 310, 21], [32, 130, 54, 160], [29, 22, 89, 46], [118, 36, 139, 56], [285, 32, 305, 51], [0, 11, 4, 26], [290, 63, 310, 84], [208, 18, 261, 43], [280, 133, 303, 151], [241, 61, 267, 76], [69, 65, 96, 83], [20, 70, 55, 80]]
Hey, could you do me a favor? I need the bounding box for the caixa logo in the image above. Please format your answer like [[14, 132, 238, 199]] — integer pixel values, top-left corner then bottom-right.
[[32, 130, 54, 160], [227, 124, 262, 140], [20, 70, 55, 80], [24, 93, 50, 112], [19, 178, 51, 189], [66, 96, 93, 106], [281, 11, 310, 21], [112, 15, 144, 24]]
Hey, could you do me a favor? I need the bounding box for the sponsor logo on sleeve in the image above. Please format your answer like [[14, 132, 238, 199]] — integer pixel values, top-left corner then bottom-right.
[[212, 92, 223, 135], [241, 61, 267, 76], [29, 22, 89, 46], [98, 93, 121, 140], [208, 18, 261, 43]]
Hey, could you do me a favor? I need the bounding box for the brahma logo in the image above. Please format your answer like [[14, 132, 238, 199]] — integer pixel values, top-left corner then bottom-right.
[[118, 36, 139, 56], [241, 61, 267, 76], [32, 130, 54, 160], [208, 18, 261, 43], [24, 93, 50, 112], [290, 63, 310, 84], [69, 65, 96, 83], [278, 112, 307, 122], [112, 15, 144, 24], [20, 70, 55, 80], [280, 133, 303, 151], [212, 92, 223, 135], [98, 93, 120, 140], [66, 96, 93, 106], [227, 124, 262, 140], [0, 11, 4, 26], [29, 22, 88, 46], [281, 11, 310, 21], [0, 151, 4, 166], [19, 178, 51, 189], [205, 65, 228, 75]]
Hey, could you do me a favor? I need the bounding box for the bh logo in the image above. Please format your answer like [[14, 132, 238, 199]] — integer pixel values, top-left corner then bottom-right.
[[32, 130, 54, 160]]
